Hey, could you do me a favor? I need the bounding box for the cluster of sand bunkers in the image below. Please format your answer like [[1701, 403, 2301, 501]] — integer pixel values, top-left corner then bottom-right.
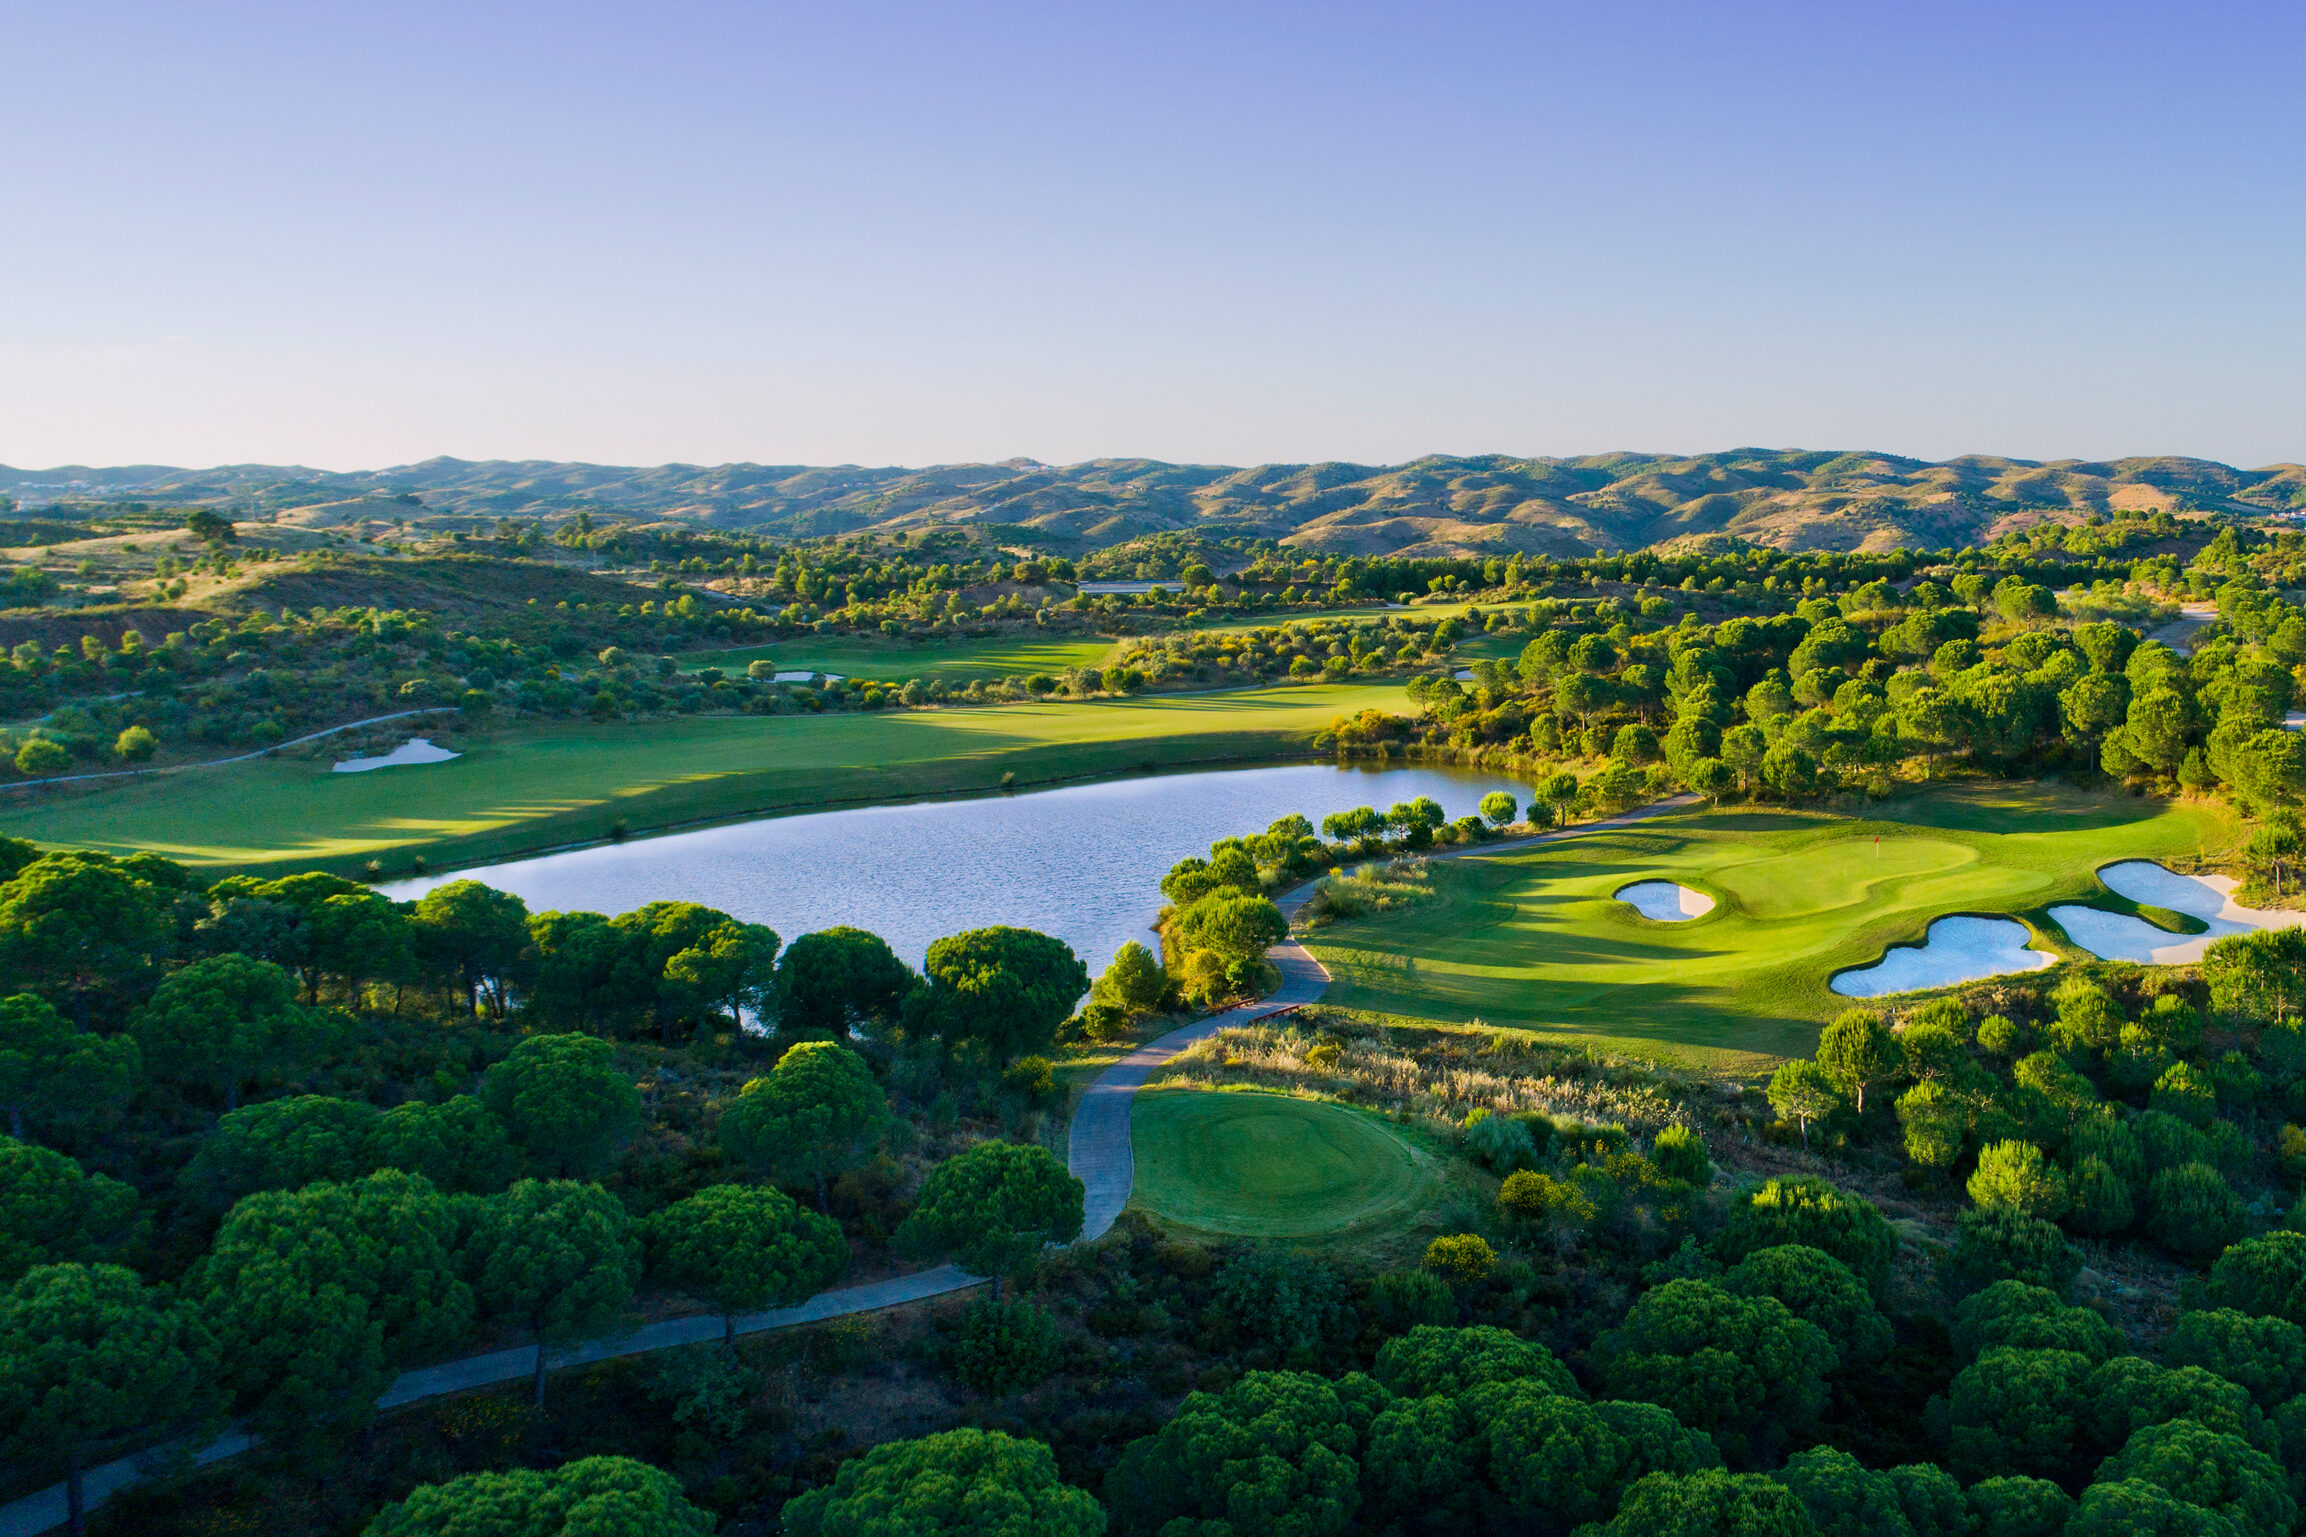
[[1611, 862, 2306, 999]]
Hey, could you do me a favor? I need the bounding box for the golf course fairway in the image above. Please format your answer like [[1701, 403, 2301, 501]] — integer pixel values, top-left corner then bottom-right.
[[2, 681, 1405, 874], [1130, 1088, 1438, 1239], [684, 630, 1118, 682], [1305, 783, 2242, 1073]]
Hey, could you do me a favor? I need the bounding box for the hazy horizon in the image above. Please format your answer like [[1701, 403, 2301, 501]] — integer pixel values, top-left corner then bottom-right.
[[6, 443, 2306, 483]]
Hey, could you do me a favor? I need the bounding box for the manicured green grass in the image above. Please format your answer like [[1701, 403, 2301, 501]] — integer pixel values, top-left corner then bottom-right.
[[683, 631, 1117, 682], [1304, 783, 2241, 1076], [1129, 1087, 1439, 1239], [683, 605, 1488, 681], [5, 681, 1406, 874]]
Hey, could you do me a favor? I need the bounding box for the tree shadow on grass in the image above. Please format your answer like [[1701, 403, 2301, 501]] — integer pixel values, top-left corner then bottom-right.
[[1655, 810, 1816, 836], [1859, 782, 2179, 836]]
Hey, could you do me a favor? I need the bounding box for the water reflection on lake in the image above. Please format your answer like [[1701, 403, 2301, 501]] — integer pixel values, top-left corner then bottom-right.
[[385, 763, 1532, 971]]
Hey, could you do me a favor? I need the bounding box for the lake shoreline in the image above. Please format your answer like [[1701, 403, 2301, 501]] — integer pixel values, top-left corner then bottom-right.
[[2, 683, 1415, 876], [370, 746, 1363, 886], [381, 761, 1538, 974]]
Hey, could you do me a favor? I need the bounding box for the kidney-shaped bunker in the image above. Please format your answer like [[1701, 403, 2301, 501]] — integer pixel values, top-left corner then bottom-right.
[[1831, 915, 2054, 998], [1616, 881, 1715, 922]]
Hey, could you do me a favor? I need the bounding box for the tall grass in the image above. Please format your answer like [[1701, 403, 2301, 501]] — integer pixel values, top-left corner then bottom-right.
[[1151, 1011, 1689, 1132], [1299, 857, 1436, 928]]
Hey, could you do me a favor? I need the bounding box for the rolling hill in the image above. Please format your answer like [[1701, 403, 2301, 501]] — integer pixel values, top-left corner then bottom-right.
[[5, 449, 2300, 558]]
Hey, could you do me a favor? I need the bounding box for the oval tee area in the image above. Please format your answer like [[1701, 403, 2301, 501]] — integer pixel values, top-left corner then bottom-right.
[[1129, 1088, 1436, 1239]]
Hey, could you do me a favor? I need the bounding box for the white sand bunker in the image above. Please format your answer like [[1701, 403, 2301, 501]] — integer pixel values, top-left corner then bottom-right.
[[2050, 860, 2306, 965], [1616, 880, 1715, 921], [1831, 916, 2054, 998], [334, 737, 461, 773]]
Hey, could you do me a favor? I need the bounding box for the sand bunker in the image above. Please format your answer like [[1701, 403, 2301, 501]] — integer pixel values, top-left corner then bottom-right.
[[2050, 860, 2306, 965], [1831, 916, 2054, 998], [334, 737, 461, 773], [772, 671, 844, 684], [1616, 881, 1715, 921]]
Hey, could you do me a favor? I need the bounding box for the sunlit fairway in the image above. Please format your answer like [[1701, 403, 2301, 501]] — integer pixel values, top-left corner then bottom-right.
[[1303, 783, 2241, 1075], [682, 630, 1118, 681], [674, 603, 1507, 683], [2, 681, 1406, 874], [1129, 1088, 1439, 1240]]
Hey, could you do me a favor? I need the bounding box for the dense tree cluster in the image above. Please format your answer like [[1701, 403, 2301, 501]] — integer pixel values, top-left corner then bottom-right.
[[1755, 975, 2298, 1283], [1319, 524, 2306, 836], [0, 835, 1115, 1534]]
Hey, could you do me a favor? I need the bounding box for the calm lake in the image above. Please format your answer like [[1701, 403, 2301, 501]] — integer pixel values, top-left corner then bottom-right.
[[386, 763, 1532, 971]]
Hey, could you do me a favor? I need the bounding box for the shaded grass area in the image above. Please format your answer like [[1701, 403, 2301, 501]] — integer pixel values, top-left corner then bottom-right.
[[1303, 783, 2239, 1077], [1129, 1086, 1440, 1242], [3, 681, 1407, 875]]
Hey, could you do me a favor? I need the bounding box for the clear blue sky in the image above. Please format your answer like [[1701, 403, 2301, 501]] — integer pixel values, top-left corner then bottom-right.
[[4, 1, 2300, 471]]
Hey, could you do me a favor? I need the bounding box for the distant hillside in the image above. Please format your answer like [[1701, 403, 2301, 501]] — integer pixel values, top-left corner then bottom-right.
[[5, 449, 2300, 558]]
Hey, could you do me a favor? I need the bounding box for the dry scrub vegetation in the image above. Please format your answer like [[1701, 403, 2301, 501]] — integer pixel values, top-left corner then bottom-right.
[[1147, 1007, 1697, 1133]]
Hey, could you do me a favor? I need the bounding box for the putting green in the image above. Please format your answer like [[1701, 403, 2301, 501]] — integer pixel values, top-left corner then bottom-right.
[[1305, 783, 2242, 1073], [1131, 1089, 1437, 1238]]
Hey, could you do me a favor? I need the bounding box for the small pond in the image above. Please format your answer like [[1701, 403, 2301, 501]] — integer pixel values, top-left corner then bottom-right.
[[1830, 916, 2056, 998], [386, 763, 1532, 972]]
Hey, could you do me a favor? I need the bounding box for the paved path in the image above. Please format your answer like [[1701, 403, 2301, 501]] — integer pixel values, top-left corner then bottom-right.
[[0, 790, 1702, 1535], [0, 1267, 981, 1537], [1, 707, 456, 790], [2146, 601, 2218, 657]]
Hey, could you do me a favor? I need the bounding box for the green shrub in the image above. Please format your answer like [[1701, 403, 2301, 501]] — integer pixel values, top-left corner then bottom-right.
[[1368, 1270, 1456, 1334], [1968, 1141, 2069, 1219], [2146, 1163, 2248, 1265], [1651, 1124, 1711, 1185], [1464, 1111, 1537, 1174], [2067, 1155, 2135, 1237], [1713, 1177, 1897, 1296], [1952, 1208, 2082, 1299], [1951, 1282, 2121, 1364], [1721, 1243, 1892, 1370], [2162, 1308, 2306, 1409], [1964, 1475, 2076, 1537], [1423, 1233, 1495, 1283], [950, 1298, 1063, 1396], [1372, 1323, 1579, 1398], [1209, 1247, 1352, 1360], [13, 739, 67, 776]]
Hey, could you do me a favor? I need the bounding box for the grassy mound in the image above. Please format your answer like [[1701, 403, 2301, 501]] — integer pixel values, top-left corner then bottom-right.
[[1129, 1088, 1436, 1239]]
